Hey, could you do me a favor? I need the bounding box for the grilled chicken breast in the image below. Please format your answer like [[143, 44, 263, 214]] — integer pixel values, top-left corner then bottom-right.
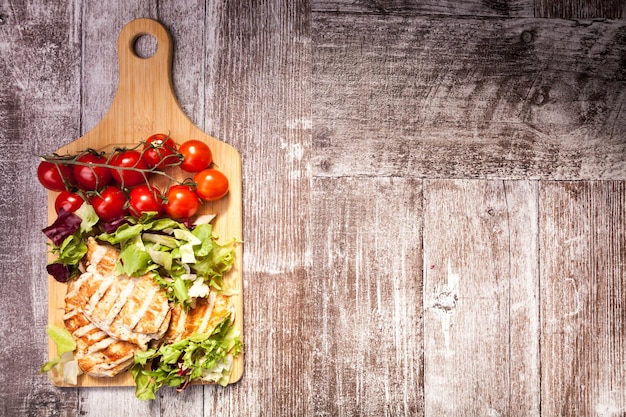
[[163, 290, 235, 344], [63, 237, 172, 376]]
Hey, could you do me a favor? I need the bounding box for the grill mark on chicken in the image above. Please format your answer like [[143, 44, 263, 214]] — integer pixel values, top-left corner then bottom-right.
[[86, 274, 171, 349], [84, 274, 127, 321], [104, 277, 137, 325]]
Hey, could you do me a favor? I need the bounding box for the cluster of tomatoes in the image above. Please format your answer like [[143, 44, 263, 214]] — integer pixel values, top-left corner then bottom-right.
[[37, 134, 229, 221]]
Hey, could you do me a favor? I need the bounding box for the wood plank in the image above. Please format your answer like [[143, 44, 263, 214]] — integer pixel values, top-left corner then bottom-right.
[[313, 14, 626, 180], [422, 180, 540, 415], [312, 0, 624, 19], [75, 0, 249, 413], [157, 0, 207, 132], [312, 0, 535, 17], [310, 177, 424, 416], [540, 181, 626, 416], [535, 0, 625, 19], [200, 1, 313, 415], [0, 0, 81, 415]]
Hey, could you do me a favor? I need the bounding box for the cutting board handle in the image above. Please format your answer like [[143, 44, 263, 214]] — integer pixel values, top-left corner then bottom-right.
[[116, 18, 173, 87], [84, 18, 193, 144]]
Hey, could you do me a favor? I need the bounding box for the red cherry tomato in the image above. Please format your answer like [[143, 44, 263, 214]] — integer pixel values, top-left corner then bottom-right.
[[179, 140, 212, 172], [91, 186, 128, 221], [164, 185, 200, 220], [194, 169, 229, 201], [129, 184, 164, 217], [109, 150, 149, 187], [142, 134, 180, 169], [37, 161, 75, 191], [54, 191, 84, 214], [73, 153, 112, 191]]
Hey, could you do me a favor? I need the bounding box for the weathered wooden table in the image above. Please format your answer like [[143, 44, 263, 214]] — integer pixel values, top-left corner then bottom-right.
[[1, 1, 625, 416]]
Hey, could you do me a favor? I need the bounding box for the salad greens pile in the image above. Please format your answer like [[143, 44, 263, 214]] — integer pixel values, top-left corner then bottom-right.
[[131, 311, 241, 400]]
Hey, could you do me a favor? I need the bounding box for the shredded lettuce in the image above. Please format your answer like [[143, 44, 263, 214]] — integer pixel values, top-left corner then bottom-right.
[[148, 247, 173, 270], [173, 229, 202, 246], [143, 233, 178, 248], [56, 234, 88, 266], [130, 315, 242, 400], [43, 206, 94, 282], [98, 223, 144, 245], [46, 325, 76, 356], [43, 205, 237, 306], [115, 243, 156, 277]]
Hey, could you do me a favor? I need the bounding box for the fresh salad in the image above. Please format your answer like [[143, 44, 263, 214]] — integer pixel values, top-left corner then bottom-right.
[[38, 134, 241, 399]]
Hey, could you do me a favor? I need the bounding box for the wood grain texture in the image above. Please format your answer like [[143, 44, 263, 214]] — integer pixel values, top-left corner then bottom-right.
[[540, 181, 626, 416], [313, 0, 626, 18], [200, 1, 313, 415], [0, 0, 81, 416], [313, 13, 626, 180], [310, 177, 424, 416], [422, 180, 540, 415], [312, 0, 535, 17], [3, 0, 626, 416], [535, 0, 625, 18]]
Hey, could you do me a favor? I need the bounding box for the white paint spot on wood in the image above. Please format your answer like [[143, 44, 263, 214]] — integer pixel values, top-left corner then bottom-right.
[[431, 260, 460, 354], [596, 403, 626, 417], [485, 408, 502, 417], [280, 140, 305, 161]]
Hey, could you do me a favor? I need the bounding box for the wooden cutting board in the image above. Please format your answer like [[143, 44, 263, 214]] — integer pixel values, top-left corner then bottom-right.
[[46, 18, 243, 387]]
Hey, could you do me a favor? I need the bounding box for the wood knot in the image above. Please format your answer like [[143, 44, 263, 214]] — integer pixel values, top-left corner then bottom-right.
[[532, 87, 549, 106], [433, 290, 458, 312], [319, 159, 332, 172], [520, 30, 534, 44]]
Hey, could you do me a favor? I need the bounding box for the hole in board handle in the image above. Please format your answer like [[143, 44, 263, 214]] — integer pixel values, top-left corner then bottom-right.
[[133, 34, 158, 59]]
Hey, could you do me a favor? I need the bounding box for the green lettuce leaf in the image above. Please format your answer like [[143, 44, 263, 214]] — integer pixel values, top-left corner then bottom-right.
[[40, 325, 82, 385], [56, 234, 87, 266], [98, 223, 144, 245], [75, 203, 99, 234], [142, 233, 178, 248], [116, 242, 154, 277]]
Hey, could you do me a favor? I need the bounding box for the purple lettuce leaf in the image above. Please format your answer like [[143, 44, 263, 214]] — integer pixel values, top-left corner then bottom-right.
[[42, 208, 82, 247], [46, 263, 71, 283]]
